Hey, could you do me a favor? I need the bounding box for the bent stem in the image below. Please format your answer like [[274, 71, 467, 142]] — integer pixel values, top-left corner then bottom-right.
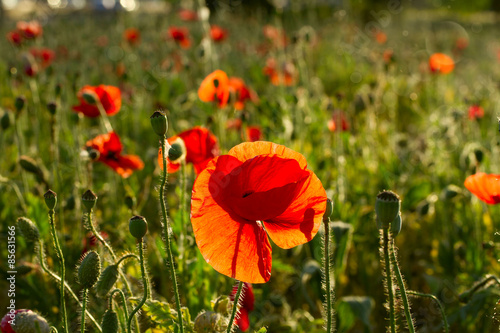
[[227, 281, 243, 333], [109, 288, 130, 325], [322, 216, 335, 333], [390, 239, 415, 333], [459, 275, 500, 303], [159, 135, 184, 333], [381, 229, 396, 333], [128, 239, 150, 333], [81, 288, 88, 333], [48, 209, 69, 333], [408, 290, 449, 333]]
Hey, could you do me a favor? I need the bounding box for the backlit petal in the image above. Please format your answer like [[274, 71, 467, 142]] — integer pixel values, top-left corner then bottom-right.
[[464, 173, 500, 204], [228, 141, 307, 169]]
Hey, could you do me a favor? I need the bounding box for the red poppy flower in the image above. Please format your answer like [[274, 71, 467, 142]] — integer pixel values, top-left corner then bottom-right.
[[429, 53, 454, 74], [82, 231, 109, 255], [263, 58, 296, 86], [178, 9, 198, 21], [210, 25, 228, 42], [468, 105, 484, 120], [246, 126, 262, 142], [191, 141, 327, 283], [383, 49, 394, 64], [124, 28, 140, 45], [16, 20, 42, 39], [228, 77, 257, 110], [230, 283, 254, 331], [262, 25, 287, 48], [158, 127, 219, 174], [30, 48, 55, 68], [1, 309, 29, 333], [374, 31, 387, 44], [86, 132, 144, 178], [6, 31, 22, 46], [198, 70, 230, 108], [327, 110, 349, 132], [455, 37, 468, 51], [226, 118, 243, 131], [168, 27, 191, 49], [73, 85, 122, 118], [464, 173, 500, 204]]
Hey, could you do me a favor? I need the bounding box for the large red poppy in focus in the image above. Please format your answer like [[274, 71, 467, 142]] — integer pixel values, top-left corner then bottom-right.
[[86, 132, 144, 178], [198, 70, 230, 108], [158, 127, 219, 174], [464, 173, 500, 204], [191, 142, 327, 283], [230, 282, 254, 331], [73, 85, 122, 118]]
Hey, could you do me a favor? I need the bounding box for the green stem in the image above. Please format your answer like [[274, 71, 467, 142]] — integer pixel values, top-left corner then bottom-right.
[[96, 100, 113, 133], [227, 281, 243, 333], [382, 229, 396, 333], [407, 290, 449, 333], [116, 253, 139, 266], [81, 289, 88, 333], [48, 209, 68, 333], [459, 275, 500, 303], [109, 288, 130, 325], [160, 136, 184, 333], [128, 239, 150, 333], [390, 239, 415, 333], [323, 216, 334, 333]]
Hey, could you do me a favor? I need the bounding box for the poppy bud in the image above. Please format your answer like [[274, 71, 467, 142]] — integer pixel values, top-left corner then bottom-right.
[[101, 309, 119, 333], [441, 184, 462, 201], [474, 148, 484, 164], [96, 264, 119, 297], [47, 101, 57, 115], [82, 189, 98, 211], [212, 295, 231, 315], [17, 217, 40, 242], [15, 264, 34, 276], [82, 91, 98, 105], [168, 140, 186, 162], [8, 310, 51, 333], [1, 111, 12, 130], [78, 250, 101, 289], [15, 96, 26, 113], [323, 198, 333, 221], [391, 213, 402, 237], [150, 110, 168, 137], [129, 215, 148, 239], [44, 189, 57, 210], [375, 190, 401, 229], [19, 155, 41, 175], [194, 311, 224, 332], [124, 194, 136, 211], [55, 83, 62, 97]]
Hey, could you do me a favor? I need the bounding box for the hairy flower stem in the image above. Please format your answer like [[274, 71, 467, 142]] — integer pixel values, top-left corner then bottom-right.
[[407, 290, 449, 333], [37, 241, 102, 332], [381, 229, 396, 333], [227, 281, 243, 333], [390, 240, 415, 333], [109, 288, 129, 325], [459, 275, 500, 302], [160, 135, 184, 333], [81, 288, 88, 333], [48, 209, 68, 333], [128, 239, 150, 333], [323, 216, 334, 333]]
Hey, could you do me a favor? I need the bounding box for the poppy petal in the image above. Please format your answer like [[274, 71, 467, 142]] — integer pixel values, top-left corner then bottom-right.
[[228, 141, 307, 169], [464, 173, 500, 204], [198, 70, 230, 107], [264, 170, 326, 249], [237, 308, 250, 332], [102, 155, 143, 178], [97, 85, 121, 116]]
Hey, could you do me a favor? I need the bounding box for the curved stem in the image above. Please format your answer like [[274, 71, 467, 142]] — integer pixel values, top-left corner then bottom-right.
[[390, 240, 415, 333], [323, 217, 334, 333], [227, 281, 243, 333], [160, 136, 184, 333], [408, 290, 449, 333], [117, 253, 139, 266], [81, 289, 88, 333], [109, 288, 130, 325], [459, 275, 500, 303], [48, 209, 68, 333], [381, 229, 396, 333], [128, 239, 149, 333]]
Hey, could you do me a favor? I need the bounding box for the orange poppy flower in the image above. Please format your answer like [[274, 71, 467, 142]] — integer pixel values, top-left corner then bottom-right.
[[210, 25, 228, 42], [262, 25, 287, 48], [168, 27, 191, 49], [191, 141, 327, 283], [327, 110, 349, 132], [158, 127, 219, 174], [198, 70, 230, 108], [73, 85, 122, 118], [178, 9, 198, 21], [230, 283, 254, 331], [374, 31, 387, 44], [228, 77, 257, 110], [429, 53, 454, 74], [86, 132, 144, 178], [263, 58, 296, 86], [468, 105, 484, 120], [16, 20, 42, 39], [246, 126, 262, 142], [464, 173, 500, 204], [124, 28, 140, 45]]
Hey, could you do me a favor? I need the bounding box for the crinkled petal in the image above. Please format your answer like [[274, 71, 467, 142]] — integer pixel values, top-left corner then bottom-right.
[[228, 141, 307, 169]]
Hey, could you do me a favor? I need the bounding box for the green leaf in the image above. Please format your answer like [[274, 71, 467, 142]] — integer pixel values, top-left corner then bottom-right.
[[337, 296, 374, 331]]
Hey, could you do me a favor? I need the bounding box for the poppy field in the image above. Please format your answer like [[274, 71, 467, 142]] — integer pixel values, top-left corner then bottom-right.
[[1, 2, 500, 332]]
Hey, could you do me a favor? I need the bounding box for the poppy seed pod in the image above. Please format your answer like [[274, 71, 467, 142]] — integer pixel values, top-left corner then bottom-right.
[[46, 101, 57, 115], [129, 215, 148, 239], [82, 189, 98, 211], [96, 264, 119, 297], [1, 111, 12, 130], [19, 155, 41, 175], [15, 96, 26, 113], [17, 217, 40, 242], [44, 189, 57, 210], [78, 250, 101, 289], [124, 194, 136, 211], [101, 309, 119, 333], [168, 141, 186, 162], [391, 213, 402, 237], [150, 110, 168, 137], [323, 198, 333, 221], [375, 190, 401, 229], [82, 91, 98, 105]]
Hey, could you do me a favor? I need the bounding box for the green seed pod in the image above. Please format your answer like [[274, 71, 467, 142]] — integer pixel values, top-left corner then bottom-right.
[[124, 194, 136, 211], [96, 265, 119, 297], [168, 140, 186, 162], [82, 189, 98, 211], [15, 96, 26, 113], [46, 101, 57, 115], [19, 155, 41, 175], [441, 184, 462, 201], [375, 190, 401, 229], [1, 111, 12, 130], [17, 217, 40, 242], [15, 310, 51, 333], [212, 295, 231, 315], [55, 83, 62, 98], [82, 91, 98, 105], [78, 250, 101, 289], [87, 148, 100, 161], [323, 198, 333, 221], [391, 213, 402, 237], [101, 309, 119, 333], [194, 311, 224, 333], [44, 190, 57, 210], [129, 215, 148, 239], [150, 110, 168, 137]]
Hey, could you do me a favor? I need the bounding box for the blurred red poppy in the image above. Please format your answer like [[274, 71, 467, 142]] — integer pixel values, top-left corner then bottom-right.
[[468, 105, 484, 120], [6, 31, 22, 46], [198, 70, 230, 108], [230, 283, 254, 331], [16, 20, 42, 39], [263, 25, 287, 48], [464, 173, 500, 204], [374, 31, 387, 44], [30, 48, 56, 68], [124, 28, 140, 45], [86, 132, 144, 178], [328, 110, 349, 132], [73, 85, 122, 118], [158, 127, 219, 174], [383, 49, 394, 64], [228, 77, 257, 110], [429, 53, 454, 74], [191, 141, 327, 283], [263, 58, 296, 86], [178, 9, 198, 21], [454, 37, 468, 52], [168, 27, 191, 49], [246, 126, 262, 142], [210, 25, 228, 42], [82, 231, 109, 255]]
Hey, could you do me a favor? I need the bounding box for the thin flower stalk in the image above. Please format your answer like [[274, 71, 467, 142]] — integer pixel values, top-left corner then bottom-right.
[[381, 229, 396, 333], [322, 211, 335, 332], [407, 290, 449, 333], [227, 281, 243, 333], [81, 288, 89, 333], [127, 239, 150, 333], [109, 288, 130, 326]]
